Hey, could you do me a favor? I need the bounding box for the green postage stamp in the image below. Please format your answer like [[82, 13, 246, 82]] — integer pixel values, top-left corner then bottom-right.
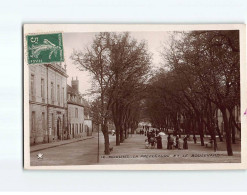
[[26, 33, 64, 64]]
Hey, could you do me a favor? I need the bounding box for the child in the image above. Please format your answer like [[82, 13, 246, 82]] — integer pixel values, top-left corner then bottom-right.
[[145, 139, 150, 149]]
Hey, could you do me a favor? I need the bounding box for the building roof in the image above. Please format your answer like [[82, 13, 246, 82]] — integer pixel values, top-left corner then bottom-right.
[[67, 84, 84, 107], [67, 84, 78, 95], [67, 84, 92, 117]]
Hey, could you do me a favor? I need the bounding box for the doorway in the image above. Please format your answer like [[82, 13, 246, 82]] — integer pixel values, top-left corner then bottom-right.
[[57, 117, 61, 140]]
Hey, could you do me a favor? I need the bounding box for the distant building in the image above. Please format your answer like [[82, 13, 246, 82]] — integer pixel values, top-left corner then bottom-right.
[[215, 106, 241, 139], [84, 118, 93, 136], [83, 99, 93, 136], [29, 63, 68, 145], [67, 77, 85, 139]]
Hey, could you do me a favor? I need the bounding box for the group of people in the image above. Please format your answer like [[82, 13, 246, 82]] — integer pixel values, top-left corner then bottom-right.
[[167, 134, 188, 150], [145, 129, 163, 149], [143, 129, 189, 150]]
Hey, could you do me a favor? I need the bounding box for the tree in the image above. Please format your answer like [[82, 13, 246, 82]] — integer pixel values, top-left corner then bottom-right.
[[160, 30, 240, 155], [71, 32, 151, 152], [106, 32, 151, 145], [71, 32, 114, 154]]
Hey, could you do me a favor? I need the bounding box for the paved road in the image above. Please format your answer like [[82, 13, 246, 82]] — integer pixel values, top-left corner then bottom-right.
[[31, 132, 114, 166], [31, 132, 241, 166]]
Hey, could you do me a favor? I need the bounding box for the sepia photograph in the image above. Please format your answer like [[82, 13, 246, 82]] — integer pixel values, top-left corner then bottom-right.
[[23, 24, 246, 170]]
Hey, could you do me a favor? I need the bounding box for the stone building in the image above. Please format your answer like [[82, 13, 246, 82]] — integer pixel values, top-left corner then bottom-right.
[[29, 63, 68, 145], [67, 78, 85, 139]]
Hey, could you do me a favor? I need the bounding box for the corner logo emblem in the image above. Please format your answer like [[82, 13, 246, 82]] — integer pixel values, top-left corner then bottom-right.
[[37, 153, 43, 159]]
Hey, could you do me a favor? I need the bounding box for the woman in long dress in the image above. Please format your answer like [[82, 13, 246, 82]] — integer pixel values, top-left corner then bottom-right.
[[167, 134, 171, 149], [183, 135, 188, 149], [156, 135, 162, 149]]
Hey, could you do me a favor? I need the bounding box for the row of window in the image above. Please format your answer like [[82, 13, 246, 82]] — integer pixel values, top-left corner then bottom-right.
[[68, 94, 84, 104], [30, 74, 65, 106], [31, 111, 84, 134], [69, 123, 84, 135], [69, 108, 79, 118], [31, 111, 66, 134]]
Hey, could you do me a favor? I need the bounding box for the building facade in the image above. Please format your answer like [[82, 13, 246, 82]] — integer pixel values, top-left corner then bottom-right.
[[82, 99, 94, 136], [67, 78, 85, 139], [29, 63, 68, 145], [215, 106, 241, 139]]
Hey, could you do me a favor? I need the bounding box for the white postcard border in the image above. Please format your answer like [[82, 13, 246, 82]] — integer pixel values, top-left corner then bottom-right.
[[23, 24, 247, 170]]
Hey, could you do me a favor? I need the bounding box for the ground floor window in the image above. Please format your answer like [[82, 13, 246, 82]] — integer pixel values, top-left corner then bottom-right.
[[31, 111, 35, 132], [52, 113, 54, 134], [42, 112, 45, 132]]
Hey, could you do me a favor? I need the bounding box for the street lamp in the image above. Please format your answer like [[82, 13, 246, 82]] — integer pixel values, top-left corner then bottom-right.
[[97, 124, 100, 163]]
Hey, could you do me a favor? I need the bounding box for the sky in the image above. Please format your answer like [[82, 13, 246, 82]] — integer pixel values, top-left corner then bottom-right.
[[63, 31, 170, 98]]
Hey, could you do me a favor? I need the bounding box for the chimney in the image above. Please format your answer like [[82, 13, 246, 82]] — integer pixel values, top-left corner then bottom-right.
[[72, 77, 79, 92]]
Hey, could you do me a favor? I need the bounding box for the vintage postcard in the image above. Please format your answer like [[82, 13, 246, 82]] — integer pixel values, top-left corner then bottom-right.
[[23, 24, 247, 170]]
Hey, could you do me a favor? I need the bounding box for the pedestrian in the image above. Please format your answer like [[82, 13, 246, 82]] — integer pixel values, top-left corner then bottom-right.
[[156, 135, 162, 149], [167, 134, 171, 149], [183, 135, 188, 149], [175, 135, 179, 149], [193, 135, 197, 144], [145, 139, 149, 149], [178, 136, 182, 149], [168, 134, 174, 149], [147, 131, 151, 143], [170, 135, 176, 149], [149, 136, 156, 149]]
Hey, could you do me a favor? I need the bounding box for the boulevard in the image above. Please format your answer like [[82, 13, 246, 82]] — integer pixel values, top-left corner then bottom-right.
[[31, 132, 241, 166]]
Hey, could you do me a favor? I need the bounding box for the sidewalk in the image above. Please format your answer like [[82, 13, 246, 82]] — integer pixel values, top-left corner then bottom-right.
[[30, 136, 94, 153], [99, 134, 241, 164]]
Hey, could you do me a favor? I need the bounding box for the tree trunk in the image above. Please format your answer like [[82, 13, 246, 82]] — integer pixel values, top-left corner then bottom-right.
[[211, 126, 217, 152], [102, 124, 110, 155], [230, 117, 236, 144], [198, 117, 204, 146], [120, 126, 124, 143], [228, 109, 236, 144], [216, 124, 223, 142], [231, 116, 241, 132], [221, 108, 233, 156], [192, 118, 197, 144], [116, 124, 120, 146], [124, 123, 128, 139]]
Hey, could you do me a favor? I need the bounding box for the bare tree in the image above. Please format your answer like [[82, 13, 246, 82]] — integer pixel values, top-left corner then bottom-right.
[[71, 32, 151, 152]]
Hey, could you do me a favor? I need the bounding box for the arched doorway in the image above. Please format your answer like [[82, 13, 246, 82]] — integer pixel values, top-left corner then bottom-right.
[[57, 117, 61, 140]]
